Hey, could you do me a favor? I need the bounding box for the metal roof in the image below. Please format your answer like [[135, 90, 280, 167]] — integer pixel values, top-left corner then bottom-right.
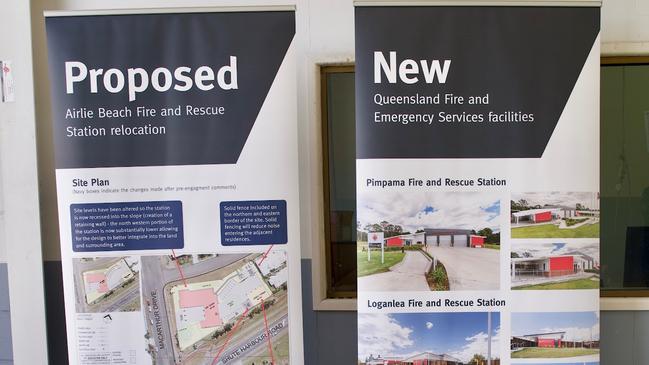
[[423, 228, 473, 235], [514, 331, 567, 341], [511, 208, 562, 217], [403, 352, 462, 362], [512, 255, 574, 262]]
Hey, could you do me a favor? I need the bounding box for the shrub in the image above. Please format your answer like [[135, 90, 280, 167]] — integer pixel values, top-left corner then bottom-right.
[[563, 218, 588, 227]]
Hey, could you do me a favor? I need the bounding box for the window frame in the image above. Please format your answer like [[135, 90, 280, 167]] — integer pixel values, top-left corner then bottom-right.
[[601, 56, 649, 66], [320, 64, 357, 300], [600, 55, 649, 303], [315, 57, 649, 311]]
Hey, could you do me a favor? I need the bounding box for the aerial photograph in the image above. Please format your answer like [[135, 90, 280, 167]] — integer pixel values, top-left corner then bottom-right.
[[358, 312, 500, 365], [357, 191, 501, 291], [73, 256, 141, 313], [511, 311, 599, 362], [141, 250, 289, 365], [511, 192, 599, 239], [511, 240, 600, 290]]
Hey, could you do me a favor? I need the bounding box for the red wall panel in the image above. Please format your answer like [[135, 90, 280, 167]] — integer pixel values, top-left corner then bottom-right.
[[538, 338, 557, 348], [386, 237, 403, 247], [470, 235, 485, 247], [550, 256, 574, 272], [534, 211, 553, 222]]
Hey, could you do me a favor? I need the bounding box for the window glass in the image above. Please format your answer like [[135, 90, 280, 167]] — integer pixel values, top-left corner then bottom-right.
[[601, 63, 649, 293], [321, 63, 649, 297], [322, 68, 357, 297]]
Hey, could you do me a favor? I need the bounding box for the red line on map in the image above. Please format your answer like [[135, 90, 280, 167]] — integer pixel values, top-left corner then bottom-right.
[[171, 249, 188, 287], [262, 300, 276, 365], [257, 245, 275, 266], [211, 308, 250, 365]]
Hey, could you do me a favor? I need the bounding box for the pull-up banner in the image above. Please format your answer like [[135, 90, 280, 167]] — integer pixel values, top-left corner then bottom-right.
[[46, 8, 302, 365], [356, 4, 601, 365]]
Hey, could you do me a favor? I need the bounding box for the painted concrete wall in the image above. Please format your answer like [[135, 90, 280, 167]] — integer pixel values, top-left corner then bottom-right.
[[0, 193, 7, 365], [1, 0, 49, 363], [601, 0, 649, 54], [0, 88, 10, 364], [1, 0, 649, 363], [0, 135, 10, 362]]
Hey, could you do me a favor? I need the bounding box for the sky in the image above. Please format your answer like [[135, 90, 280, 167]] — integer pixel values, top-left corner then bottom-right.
[[511, 311, 599, 342], [512, 240, 599, 261], [358, 191, 501, 234], [358, 312, 500, 363], [511, 192, 599, 210]]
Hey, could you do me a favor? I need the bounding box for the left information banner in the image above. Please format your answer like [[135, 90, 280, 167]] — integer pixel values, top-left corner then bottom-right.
[[45, 8, 301, 365]]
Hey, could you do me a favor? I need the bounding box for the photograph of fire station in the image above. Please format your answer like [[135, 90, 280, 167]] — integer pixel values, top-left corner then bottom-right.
[[511, 311, 599, 361], [359, 312, 500, 365], [511, 240, 600, 290], [511, 192, 599, 238], [357, 192, 501, 291]]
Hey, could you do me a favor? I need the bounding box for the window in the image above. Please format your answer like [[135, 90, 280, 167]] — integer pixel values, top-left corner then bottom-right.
[[601, 57, 649, 296], [319, 58, 649, 301], [321, 65, 357, 298]]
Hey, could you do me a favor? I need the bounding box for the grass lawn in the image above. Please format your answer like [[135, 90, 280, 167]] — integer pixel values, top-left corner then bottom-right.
[[242, 332, 290, 365], [514, 278, 599, 290], [484, 243, 500, 250], [512, 347, 599, 358], [357, 249, 405, 277], [511, 222, 599, 238]]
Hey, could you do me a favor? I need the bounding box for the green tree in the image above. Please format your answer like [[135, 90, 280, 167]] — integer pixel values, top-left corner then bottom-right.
[[468, 354, 486, 365], [364, 221, 404, 238], [511, 199, 531, 211], [477, 227, 493, 237], [476, 227, 500, 244]]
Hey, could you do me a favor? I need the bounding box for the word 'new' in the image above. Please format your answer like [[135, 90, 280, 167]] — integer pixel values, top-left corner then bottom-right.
[[374, 51, 451, 84]]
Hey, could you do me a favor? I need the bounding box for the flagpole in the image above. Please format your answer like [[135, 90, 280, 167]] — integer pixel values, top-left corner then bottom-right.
[[487, 312, 492, 365]]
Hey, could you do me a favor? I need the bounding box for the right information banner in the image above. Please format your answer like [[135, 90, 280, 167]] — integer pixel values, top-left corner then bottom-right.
[[355, 4, 601, 365]]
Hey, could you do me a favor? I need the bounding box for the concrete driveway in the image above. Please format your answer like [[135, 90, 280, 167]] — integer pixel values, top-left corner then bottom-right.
[[358, 251, 432, 291], [512, 272, 597, 288], [426, 246, 499, 290], [512, 353, 600, 363]]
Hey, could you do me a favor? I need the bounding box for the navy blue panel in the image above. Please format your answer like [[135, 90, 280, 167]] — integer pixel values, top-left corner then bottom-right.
[[0, 265, 9, 311], [315, 311, 357, 364], [46, 12, 295, 169], [0, 312, 12, 362], [221, 200, 288, 246], [0, 264, 11, 362], [356, 7, 600, 159], [70, 201, 184, 252], [632, 311, 649, 364], [300, 259, 318, 364], [43, 261, 68, 365], [301, 259, 357, 364], [601, 311, 634, 364]]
